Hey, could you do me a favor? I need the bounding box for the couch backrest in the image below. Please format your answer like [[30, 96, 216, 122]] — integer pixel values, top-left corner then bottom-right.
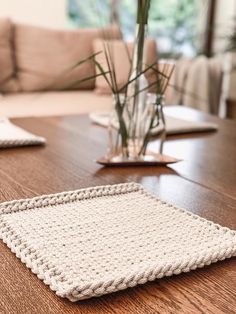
[[14, 23, 122, 92], [0, 18, 122, 93], [0, 17, 20, 93], [93, 38, 158, 94]]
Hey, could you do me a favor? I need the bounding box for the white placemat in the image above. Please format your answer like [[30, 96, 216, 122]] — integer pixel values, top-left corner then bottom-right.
[[89, 112, 218, 135], [0, 183, 235, 302], [0, 118, 46, 148]]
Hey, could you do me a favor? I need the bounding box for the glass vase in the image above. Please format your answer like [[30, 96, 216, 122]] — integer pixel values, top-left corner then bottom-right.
[[107, 93, 166, 162]]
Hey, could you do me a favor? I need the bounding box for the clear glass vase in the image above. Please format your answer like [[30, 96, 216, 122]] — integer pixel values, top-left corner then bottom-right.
[[107, 93, 166, 162]]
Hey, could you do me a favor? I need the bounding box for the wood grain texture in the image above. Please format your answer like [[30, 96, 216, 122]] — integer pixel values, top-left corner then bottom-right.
[[226, 99, 236, 120], [0, 106, 236, 314]]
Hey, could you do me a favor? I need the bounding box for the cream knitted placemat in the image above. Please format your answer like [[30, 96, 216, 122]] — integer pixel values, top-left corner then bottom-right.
[[89, 112, 218, 135], [0, 118, 46, 148], [0, 183, 235, 302]]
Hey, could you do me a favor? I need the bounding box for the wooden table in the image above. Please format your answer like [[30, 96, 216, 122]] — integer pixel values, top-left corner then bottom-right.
[[226, 99, 236, 119], [0, 106, 235, 314]]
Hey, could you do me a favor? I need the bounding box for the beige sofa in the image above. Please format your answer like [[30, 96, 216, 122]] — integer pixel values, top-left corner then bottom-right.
[[0, 18, 122, 118], [0, 18, 160, 118]]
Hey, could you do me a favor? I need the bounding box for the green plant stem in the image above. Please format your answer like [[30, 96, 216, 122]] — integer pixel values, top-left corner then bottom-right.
[[140, 114, 158, 155], [114, 95, 129, 157]]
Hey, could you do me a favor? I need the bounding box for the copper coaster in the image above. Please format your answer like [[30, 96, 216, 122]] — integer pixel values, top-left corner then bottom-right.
[[97, 151, 181, 167]]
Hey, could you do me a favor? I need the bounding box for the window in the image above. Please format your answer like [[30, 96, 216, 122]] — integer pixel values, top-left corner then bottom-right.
[[68, 0, 200, 57]]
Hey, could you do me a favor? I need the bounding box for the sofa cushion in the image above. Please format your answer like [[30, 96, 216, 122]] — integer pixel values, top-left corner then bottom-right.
[[0, 91, 113, 118], [14, 24, 121, 92], [0, 17, 19, 93], [93, 38, 158, 94]]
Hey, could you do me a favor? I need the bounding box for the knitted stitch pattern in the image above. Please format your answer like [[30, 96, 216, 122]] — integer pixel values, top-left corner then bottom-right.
[[0, 118, 46, 148], [0, 183, 235, 301]]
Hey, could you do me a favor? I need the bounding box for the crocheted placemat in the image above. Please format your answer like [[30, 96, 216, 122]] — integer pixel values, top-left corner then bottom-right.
[[0, 118, 46, 148], [89, 112, 218, 135], [0, 183, 235, 302]]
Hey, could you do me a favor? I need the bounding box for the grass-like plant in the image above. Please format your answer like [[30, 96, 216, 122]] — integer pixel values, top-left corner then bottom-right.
[[55, 0, 175, 158], [91, 0, 174, 157]]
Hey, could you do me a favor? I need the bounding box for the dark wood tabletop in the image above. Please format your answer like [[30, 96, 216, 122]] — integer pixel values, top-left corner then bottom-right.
[[0, 106, 235, 314]]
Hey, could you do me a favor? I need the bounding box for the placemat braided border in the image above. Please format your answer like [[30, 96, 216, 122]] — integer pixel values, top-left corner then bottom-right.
[[0, 138, 46, 148], [0, 182, 236, 301], [0, 118, 46, 148]]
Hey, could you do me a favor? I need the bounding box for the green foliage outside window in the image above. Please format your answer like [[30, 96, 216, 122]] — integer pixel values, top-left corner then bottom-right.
[[68, 0, 199, 56]]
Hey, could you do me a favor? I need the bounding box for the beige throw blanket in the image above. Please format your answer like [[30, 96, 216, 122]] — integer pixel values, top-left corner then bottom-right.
[[165, 56, 223, 114]]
